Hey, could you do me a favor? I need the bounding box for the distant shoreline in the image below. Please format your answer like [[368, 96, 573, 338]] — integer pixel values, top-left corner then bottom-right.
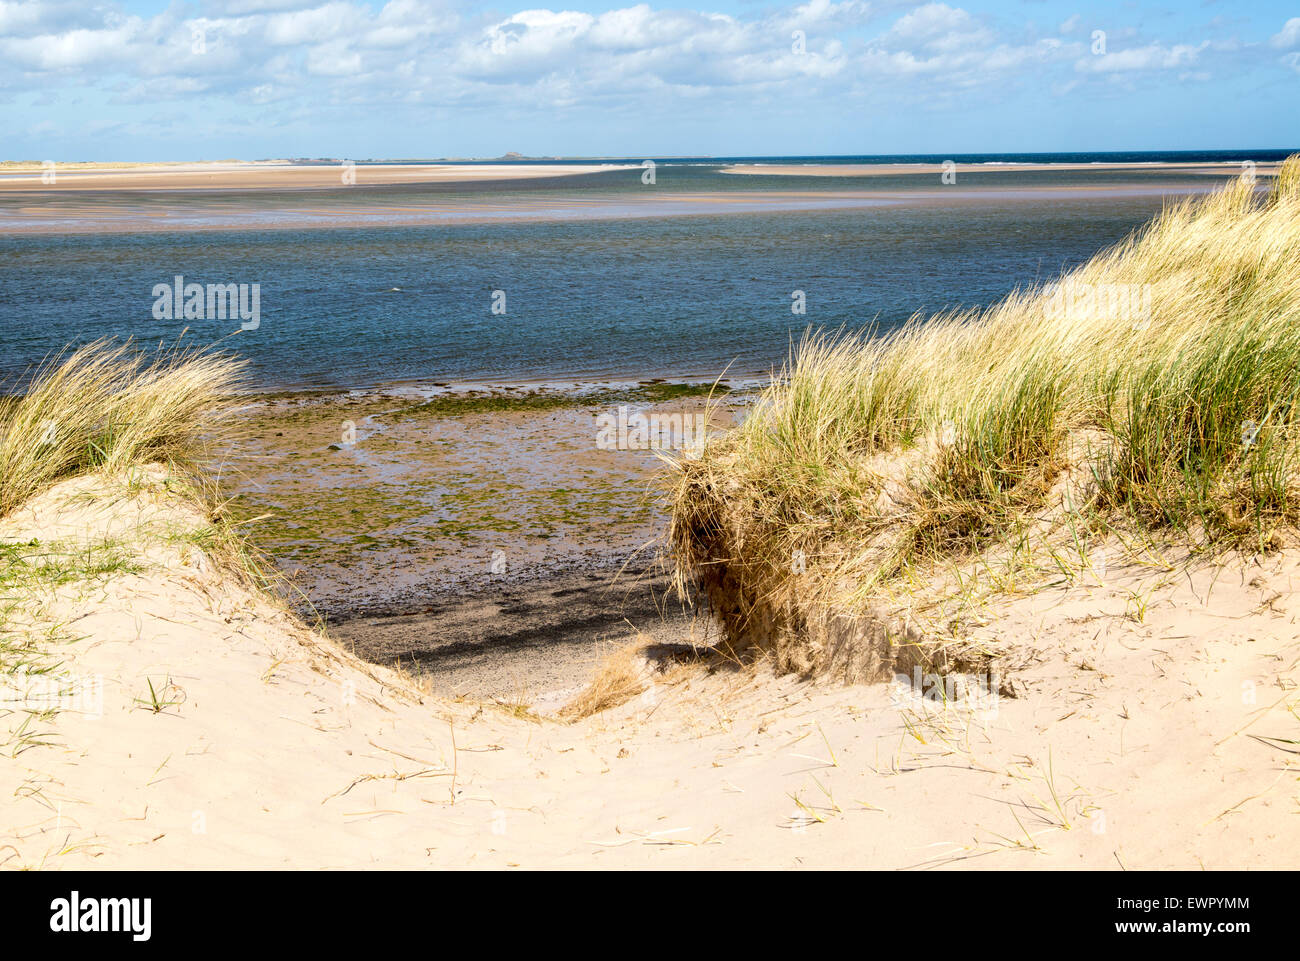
[[0, 178, 1247, 235], [0, 160, 636, 191], [721, 160, 1284, 177]]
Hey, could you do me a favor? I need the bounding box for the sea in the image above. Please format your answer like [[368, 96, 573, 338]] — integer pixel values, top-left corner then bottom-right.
[[2, 150, 1293, 392]]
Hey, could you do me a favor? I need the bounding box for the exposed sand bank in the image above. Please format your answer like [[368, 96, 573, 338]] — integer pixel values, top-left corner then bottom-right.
[[722, 161, 1284, 177], [0, 161, 635, 191], [0, 185, 1229, 235], [2, 469, 1296, 868], [0, 158, 1251, 234]]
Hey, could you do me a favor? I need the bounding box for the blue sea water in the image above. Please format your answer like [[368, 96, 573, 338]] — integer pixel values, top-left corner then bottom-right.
[[1, 151, 1290, 391]]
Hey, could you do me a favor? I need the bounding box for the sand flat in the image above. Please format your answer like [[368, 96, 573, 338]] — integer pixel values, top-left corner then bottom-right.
[[722, 161, 1281, 177], [0, 161, 634, 191], [0, 184, 1226, 235]]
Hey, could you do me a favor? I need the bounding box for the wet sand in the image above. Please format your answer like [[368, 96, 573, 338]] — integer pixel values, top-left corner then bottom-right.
[[227, 381, 742, 696], [0, 184, 1237, 234], [0, 189, 899, 233], [0, 161, 1262, 234], [330, 565, 705, 700]]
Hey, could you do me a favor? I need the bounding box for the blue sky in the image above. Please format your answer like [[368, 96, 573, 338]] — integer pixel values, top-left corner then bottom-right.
[[1, 0, 1297, 160]]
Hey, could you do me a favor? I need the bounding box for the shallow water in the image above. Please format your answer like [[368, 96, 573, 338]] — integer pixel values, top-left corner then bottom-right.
[[0, 156, 1279, 390]]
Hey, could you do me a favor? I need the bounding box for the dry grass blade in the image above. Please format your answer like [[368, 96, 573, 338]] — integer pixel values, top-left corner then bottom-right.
[[559, 638, 652, 720], [0, 337, 247, 519]]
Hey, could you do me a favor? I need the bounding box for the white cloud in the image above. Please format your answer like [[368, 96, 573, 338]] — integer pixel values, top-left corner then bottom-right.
[[0, 0, 1290, 129], [264, 2, 362, 45], [885, 3, 994, 53], [3, 23, 143, 70], [1271, 17, 1300, 49], [1076, 41, 1208, 73]]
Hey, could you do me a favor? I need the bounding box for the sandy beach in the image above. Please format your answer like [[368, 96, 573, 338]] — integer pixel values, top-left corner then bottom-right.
[[1, 467, 1295, 868], [0, 185, 1240, 236], [3, 161, 1298, 874]]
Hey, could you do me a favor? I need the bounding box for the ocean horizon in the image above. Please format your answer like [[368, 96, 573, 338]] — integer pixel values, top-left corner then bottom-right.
[[4, 150, 1281, 393]]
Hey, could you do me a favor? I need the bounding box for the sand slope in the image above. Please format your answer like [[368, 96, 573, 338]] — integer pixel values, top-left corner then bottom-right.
[[1, 471, 1297, 868]]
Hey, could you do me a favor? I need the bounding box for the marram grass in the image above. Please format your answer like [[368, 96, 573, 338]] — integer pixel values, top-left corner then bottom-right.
[[0, 339, 299, 622], [0, 338, 247, 518], [668, 157, 1300, 649]]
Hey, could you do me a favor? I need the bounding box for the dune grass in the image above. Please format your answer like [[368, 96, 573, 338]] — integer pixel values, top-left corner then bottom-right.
[[0, 338, 247, 519], [559, 639, 652, 720], [0, 340, 252, 755], [668, 157, 1300, 650], [0, 338, 285, 619]]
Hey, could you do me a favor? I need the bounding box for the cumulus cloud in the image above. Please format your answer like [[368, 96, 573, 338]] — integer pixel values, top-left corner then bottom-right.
[[884, 2, 995, 53], [1271, 18, 1300, 48], [1075, 41, 1208, 73], [0, 0, 1289, 131]]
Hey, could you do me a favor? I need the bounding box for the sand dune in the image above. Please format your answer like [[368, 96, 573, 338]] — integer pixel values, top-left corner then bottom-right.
[[2, 468, 1296, 868]]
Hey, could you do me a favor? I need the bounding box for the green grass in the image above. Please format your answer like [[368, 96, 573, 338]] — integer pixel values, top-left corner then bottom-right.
[[667, 155, 1300, 665], [0, 539, 146, 590], [0, 339, 282, 757], [0, 338, 246, 518]]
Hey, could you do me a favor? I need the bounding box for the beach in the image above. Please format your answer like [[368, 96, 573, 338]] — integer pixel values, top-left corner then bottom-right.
[[223, 381, 737, 697], [2, 154, 1298, 872], [2, 465, 1295, 868], [0, 158, 1263, 236]]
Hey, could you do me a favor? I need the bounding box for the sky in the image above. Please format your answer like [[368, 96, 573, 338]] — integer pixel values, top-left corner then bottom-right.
[[1, 0, 1298, 160]]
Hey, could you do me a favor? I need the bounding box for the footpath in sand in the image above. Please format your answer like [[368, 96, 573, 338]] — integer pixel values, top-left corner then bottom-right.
[[1, 471, 1297, 868]]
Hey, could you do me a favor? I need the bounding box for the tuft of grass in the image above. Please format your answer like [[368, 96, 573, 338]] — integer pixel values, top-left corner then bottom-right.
[[0, 539, 145, 590], [0, 338, 247, 519], [132, 676, 185, 715], [0, 340, 290, 722], [668, 155, 1300, 670], [559, 639, 651, 720]]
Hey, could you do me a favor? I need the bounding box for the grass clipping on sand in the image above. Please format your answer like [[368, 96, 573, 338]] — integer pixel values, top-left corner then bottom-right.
[[668, 156, 1300, 677]]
